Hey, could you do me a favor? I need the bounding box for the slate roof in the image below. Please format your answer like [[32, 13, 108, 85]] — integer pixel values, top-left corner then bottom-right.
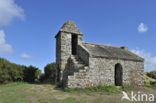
[[82, 42, 144, 62]]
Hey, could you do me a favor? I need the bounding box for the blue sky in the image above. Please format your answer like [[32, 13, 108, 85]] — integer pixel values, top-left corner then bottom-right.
[[0, 0, 156, 72]]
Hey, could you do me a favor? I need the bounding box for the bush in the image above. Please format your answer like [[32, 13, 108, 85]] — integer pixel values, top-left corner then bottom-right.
[[23, 65, 41, 83], [0, 58, 25, 84], [150, 81, 156, 85], [39, 74, 46, 83], [147, 71, 156, 79], [0, 58, 42, 84], [44, 63, 56, 83]]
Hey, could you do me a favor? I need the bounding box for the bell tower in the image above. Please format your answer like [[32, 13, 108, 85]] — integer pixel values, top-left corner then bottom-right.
[[55, 21, 83, 82]]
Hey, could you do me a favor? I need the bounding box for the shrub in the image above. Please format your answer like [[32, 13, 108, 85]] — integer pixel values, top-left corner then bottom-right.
[[147, 71, 156, 79], [0, 58, 25, 84], [150, 81, 156, 85], [39, 74, 46, 83], [0, 58, 42, 84], [23, 65, 41, 83], [44, 63, 56, 83]]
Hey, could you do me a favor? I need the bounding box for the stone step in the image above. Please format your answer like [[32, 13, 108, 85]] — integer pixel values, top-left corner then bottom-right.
[[79, 69, 86, 73], [74, 64, 83, 67], [71, 55, 79, 59], [68, 75, 75, 80], [71, 56, 81, 60], [68, 65, 90, 82], [84, 66, 88, 69], [74, 61, 84, 64], [70, 55, 87, 67]]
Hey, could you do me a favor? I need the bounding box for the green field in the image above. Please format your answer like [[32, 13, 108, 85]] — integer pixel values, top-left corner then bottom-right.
[[0, 82, 155, 103]]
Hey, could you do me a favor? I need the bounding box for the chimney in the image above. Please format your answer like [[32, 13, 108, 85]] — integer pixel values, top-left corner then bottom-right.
[[121, 46, 128, 51]]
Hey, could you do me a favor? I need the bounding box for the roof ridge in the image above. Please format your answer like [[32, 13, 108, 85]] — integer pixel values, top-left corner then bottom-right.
[[84, 42, 120, 48]]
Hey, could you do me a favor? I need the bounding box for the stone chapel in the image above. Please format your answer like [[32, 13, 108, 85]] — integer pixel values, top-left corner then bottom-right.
[[55, 21, 144, 88]]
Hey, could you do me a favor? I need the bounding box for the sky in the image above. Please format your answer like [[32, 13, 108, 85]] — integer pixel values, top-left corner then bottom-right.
[[0, 0, 156, 72]]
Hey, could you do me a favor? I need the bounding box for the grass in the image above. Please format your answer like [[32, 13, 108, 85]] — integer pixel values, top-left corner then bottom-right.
[[64, 85, 120, 94], [121, 84, 140, 91], [0, 82, 155, 103]]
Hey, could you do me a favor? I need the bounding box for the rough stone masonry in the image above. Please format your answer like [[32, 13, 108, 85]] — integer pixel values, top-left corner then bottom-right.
[[55, 21, 144, 88]]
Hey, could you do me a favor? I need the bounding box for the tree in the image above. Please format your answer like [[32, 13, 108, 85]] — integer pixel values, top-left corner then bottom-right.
[[0, 57, 42, 84], [147, 71, 156, 79], [44, 62, 56, 83], [0, 58, 25, 84], [23, 65, 41, 83]]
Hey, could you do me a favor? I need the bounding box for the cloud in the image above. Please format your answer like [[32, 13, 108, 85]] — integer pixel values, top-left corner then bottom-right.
[[0, 0, 25, 26], [20, 53, 34, 60], [138, 22, 148, 33], [131, 48, 156, 72], [0, 30, 13, 54]]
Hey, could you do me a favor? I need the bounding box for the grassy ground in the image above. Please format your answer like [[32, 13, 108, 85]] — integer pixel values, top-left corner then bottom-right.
[[0, 82, 155, 103]]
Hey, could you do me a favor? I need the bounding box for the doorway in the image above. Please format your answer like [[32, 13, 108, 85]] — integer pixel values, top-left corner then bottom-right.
[[115, 63, 123, 86], [72, 34, 78, 55]]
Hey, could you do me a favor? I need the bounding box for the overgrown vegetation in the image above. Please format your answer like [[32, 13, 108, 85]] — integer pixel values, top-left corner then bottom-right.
[[0, 57, 57, 84], [144, 72, 156, 89], [147, 71, 156, 79], [23, 65, 42, 83], [44, 63, 56, 83], [0, 58, 41, 84], [39, 62, 56, 83]]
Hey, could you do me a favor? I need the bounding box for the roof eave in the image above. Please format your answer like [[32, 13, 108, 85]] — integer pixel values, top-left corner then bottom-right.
[[55, 30, 83, 38]]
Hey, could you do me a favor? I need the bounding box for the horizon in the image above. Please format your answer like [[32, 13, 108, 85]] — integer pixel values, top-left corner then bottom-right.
[[0, 0, 156, 72]]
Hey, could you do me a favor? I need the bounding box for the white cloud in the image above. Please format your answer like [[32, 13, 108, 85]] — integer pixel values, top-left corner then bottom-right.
[[20, 53, 34, 60], [0, 30, 13, 54], [138, 22, 148, 33], [0, 0, 25, 26], [131, 48, 156, 72]]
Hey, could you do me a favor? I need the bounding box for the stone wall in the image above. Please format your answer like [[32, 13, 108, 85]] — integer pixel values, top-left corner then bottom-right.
[[56, 33, 61, 81], [78, 35, 83, 45], [77, 45, 89, 66], [66, 57, 144, 88], [60, 32, 72, 65], [56, 32, 72, 81], [56, 31, 83, 82], [88, 57, 144, 86]]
